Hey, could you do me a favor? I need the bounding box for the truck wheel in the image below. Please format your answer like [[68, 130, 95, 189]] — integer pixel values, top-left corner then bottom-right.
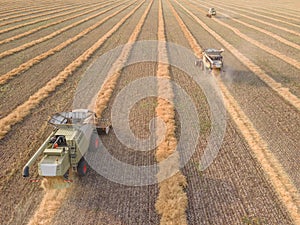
[[77, 158, 87, 176]]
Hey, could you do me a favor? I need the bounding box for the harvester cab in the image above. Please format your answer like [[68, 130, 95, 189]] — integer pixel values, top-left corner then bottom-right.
[[22, 109, 111, 180]]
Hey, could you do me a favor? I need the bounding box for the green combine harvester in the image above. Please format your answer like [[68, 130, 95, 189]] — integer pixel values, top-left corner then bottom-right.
[[23, 109, 111, 180]]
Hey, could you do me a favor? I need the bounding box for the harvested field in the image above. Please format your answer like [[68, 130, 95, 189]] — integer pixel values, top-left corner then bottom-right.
[[0, 0, 299, 224]]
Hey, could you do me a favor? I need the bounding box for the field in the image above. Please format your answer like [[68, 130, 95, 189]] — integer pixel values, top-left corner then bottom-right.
[[0, 0, 299, 224]]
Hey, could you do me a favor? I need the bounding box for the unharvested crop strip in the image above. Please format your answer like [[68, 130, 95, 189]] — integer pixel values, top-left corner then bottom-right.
[[0, 3, 88, 28], [0, 0, 143, 140], [193, 0, 300, 51], [175, 0, 300, 112], [169, 1, 300, 223], [0, 2, 86, 26], [203, 0, 300, 37], [187, 1, 300, 70], [0, 0, 133, 85], [216, 1, 300, 28], [155, 0, 187, 224], [0, 1, 112, 45], [94, 0, 153, 117], [0, 0, 124, 59]]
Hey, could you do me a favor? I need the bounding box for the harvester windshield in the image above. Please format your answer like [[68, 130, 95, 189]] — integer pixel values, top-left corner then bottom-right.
[[49, 109, 96, 126]]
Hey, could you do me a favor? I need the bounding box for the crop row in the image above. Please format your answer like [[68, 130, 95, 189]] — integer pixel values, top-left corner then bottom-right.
[[169, 0, 300, 223], [0, 0, 140, 139]]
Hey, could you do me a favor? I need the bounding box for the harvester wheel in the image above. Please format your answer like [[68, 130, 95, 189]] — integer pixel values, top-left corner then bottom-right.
[[77, 158, 87, 176]]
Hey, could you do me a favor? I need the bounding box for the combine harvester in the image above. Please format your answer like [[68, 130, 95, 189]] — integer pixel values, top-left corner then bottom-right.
[[23, 109, 111, 181], [195, 48, 224, 74], [206, 8, 216, 18]]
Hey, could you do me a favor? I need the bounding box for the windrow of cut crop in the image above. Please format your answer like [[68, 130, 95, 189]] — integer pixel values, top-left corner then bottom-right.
[[175, 0, 300, 112], [169, 1, 300, 224], [94, 0, 153, 117], [193, 0, 300, 51], [0, 0, 125, 59], [27, 177, 70, 225], [213, 0, 300, 29], [205, 0, 300, 36], [0, 0, 113, 46], [0, 1, 73, 22], [246, 6, 300, 21], [229, 3, 300, 23], [0, 2, 88, 29], [155, 0, 188, 224], [0, 0, 144, 140], [0, 1, 106, 35], [188, 0, 300, 69], [0, 1, 68, 18], [0, 0, 134, 85]]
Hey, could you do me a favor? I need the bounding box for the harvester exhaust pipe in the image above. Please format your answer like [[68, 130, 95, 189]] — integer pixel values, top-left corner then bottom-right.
[[23, 166, 29, 177], [22, 131, 55, 177]]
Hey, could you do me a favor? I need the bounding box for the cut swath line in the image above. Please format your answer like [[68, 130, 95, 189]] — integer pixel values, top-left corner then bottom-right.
[[251, 7, 300, 20], [203, 0, 300, 37], [155, 0, 188, 224], [0, 0, 133, 85], [192, 0, 300, 51], [0, 2, 72, 22], [216, 1, 300, 28], [175, 0, 300, 112], [27, 178, 70, 225], [0, 0, 125, 59], [0, 2, 86, 28], [94, 0, 153, 118], [242, 6, 300, 23], [0, 2, 71, 19], [0, 2, 101, 35], [0, 0, 144, 140], [189, 3, 300, 70], [0, 1, 113, 45], [169, 0, 300, 224]]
